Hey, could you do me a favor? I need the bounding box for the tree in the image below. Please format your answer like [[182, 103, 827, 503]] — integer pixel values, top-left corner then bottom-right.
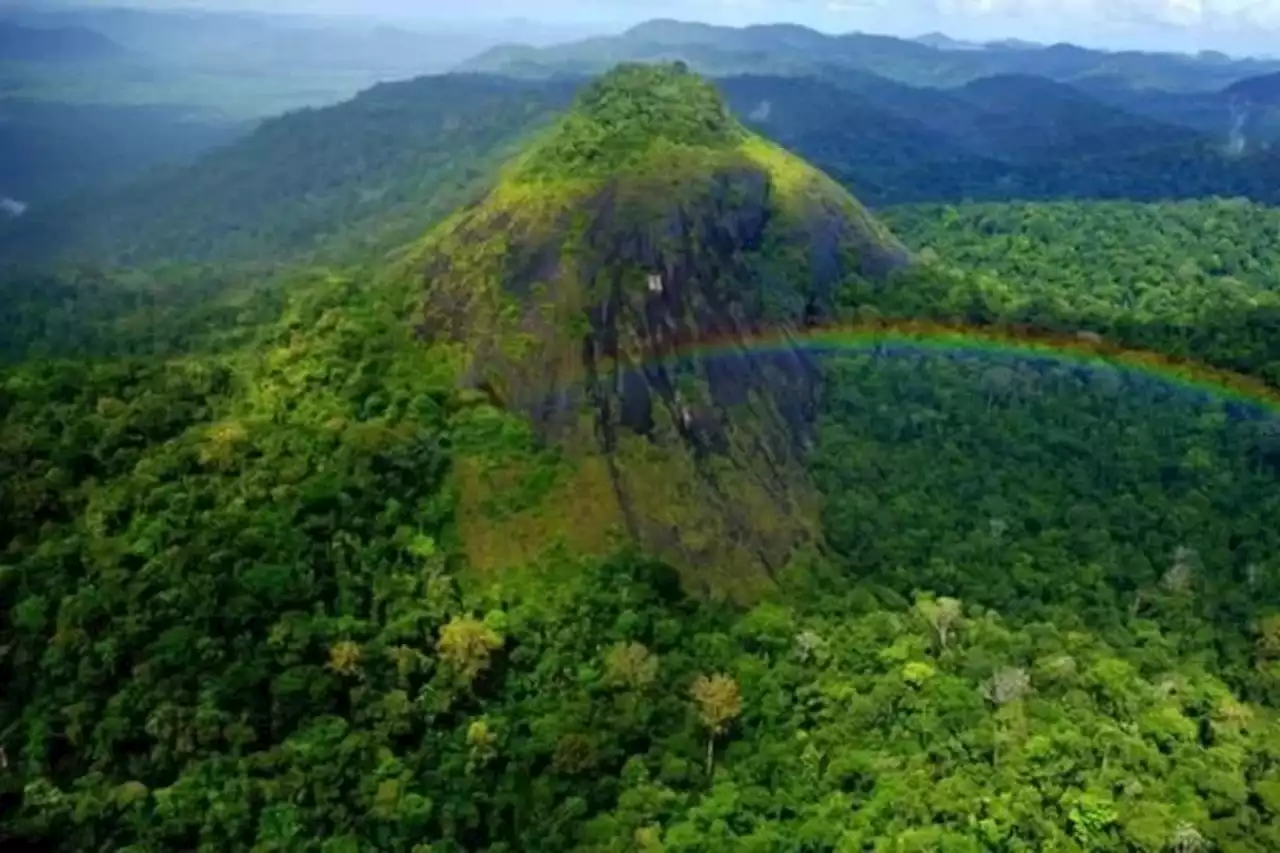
[[983, 667, 1032, 706], [690, 673, 742, 777], [605, 641, 659, 690], [916, 596, 964, 650], [1258, 614, 1280, 661], [437, 616, 504, 683]]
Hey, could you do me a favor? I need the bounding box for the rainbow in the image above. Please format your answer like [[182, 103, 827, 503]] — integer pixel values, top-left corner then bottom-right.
[[633, 318, 1280, 416]]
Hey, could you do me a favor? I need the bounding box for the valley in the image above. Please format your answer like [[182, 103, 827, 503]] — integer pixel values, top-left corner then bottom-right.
[[2, 9, 1280, 853]]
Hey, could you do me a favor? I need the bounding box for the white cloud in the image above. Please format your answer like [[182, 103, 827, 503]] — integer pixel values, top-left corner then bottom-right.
[[933, 0, 1210, 24]]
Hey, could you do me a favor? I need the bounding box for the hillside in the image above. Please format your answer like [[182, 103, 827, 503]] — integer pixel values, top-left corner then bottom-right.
[[1225, 71, 1280, 105], [459, 19, 1280, 91], [410, 63, 907, 592], [1, 75, 580, 266]]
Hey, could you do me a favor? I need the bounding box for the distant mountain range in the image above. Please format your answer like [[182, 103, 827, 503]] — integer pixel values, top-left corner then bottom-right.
[[5, 12, 1280, 256], [0, 21, 125, 61], [459, 18, 1280, 92], [7, 63, 1280, 268]]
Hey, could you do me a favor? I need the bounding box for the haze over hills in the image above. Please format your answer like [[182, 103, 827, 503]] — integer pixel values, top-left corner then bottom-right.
[[7, 9, 1280, 210], [0, 21, 125, 61], [1226, 71, 1280, 105], [0, 6, 604, 206], [1, 5, 592, 118]]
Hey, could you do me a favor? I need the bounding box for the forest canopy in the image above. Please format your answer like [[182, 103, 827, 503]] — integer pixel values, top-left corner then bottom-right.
[[3, 57, 1280, 853]]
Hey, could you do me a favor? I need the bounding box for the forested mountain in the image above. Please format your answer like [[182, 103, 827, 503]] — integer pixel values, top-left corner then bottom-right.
[[9, 62, 1280, 268], [5, 35, 1280, 853], [460, 18, 1280, 91], [0, 75, 578, 266]]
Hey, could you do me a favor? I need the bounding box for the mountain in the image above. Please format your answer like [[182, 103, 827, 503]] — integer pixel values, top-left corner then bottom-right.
[[987, 37, 1045, 51], [8, 7, 487, 69], [458, 19, 1280, 92], [0, 21, 124, 61], [411, 63, 907, 593]]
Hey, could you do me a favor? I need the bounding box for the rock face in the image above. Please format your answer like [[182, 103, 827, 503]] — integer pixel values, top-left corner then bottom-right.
[[415, 63, 909, 597]]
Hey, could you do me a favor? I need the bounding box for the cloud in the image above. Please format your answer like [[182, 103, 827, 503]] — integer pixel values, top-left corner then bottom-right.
[[932, 0, 1208, 24], [721, 0, 1274, 28]]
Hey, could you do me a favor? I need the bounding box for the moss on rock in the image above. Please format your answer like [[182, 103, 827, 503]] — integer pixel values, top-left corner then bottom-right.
[[413, 63, 910, 598]]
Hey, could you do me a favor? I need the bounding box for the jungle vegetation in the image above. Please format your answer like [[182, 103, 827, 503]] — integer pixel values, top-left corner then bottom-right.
[[2, 58, 1280, 853]]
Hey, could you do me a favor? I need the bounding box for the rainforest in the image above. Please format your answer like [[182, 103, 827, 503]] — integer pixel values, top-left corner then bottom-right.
[[2, 9, 1280, 853]]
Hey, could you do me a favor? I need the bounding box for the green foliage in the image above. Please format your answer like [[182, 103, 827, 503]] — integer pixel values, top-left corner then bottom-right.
[[881, 199, 1280, 382], [517, 63, 743, 181], [0, 263, 286, 362]]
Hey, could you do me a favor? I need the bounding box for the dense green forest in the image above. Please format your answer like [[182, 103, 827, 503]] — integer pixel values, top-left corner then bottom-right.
[[881, 200, 1280, 383], [4, 48, 1280, 853]]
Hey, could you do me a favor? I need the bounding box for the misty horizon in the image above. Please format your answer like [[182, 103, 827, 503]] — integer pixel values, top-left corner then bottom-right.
[[16, 0, 1280, 58]]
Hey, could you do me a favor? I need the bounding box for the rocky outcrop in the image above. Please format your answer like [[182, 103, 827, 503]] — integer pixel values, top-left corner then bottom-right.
[[414, 64, 909, 597]]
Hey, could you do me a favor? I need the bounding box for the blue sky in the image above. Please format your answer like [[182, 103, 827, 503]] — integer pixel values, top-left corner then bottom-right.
[[52, 0, 1280, 54]]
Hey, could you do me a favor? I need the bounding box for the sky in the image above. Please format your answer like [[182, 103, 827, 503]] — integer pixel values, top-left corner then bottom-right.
[[36, 0, 1280, 54]]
